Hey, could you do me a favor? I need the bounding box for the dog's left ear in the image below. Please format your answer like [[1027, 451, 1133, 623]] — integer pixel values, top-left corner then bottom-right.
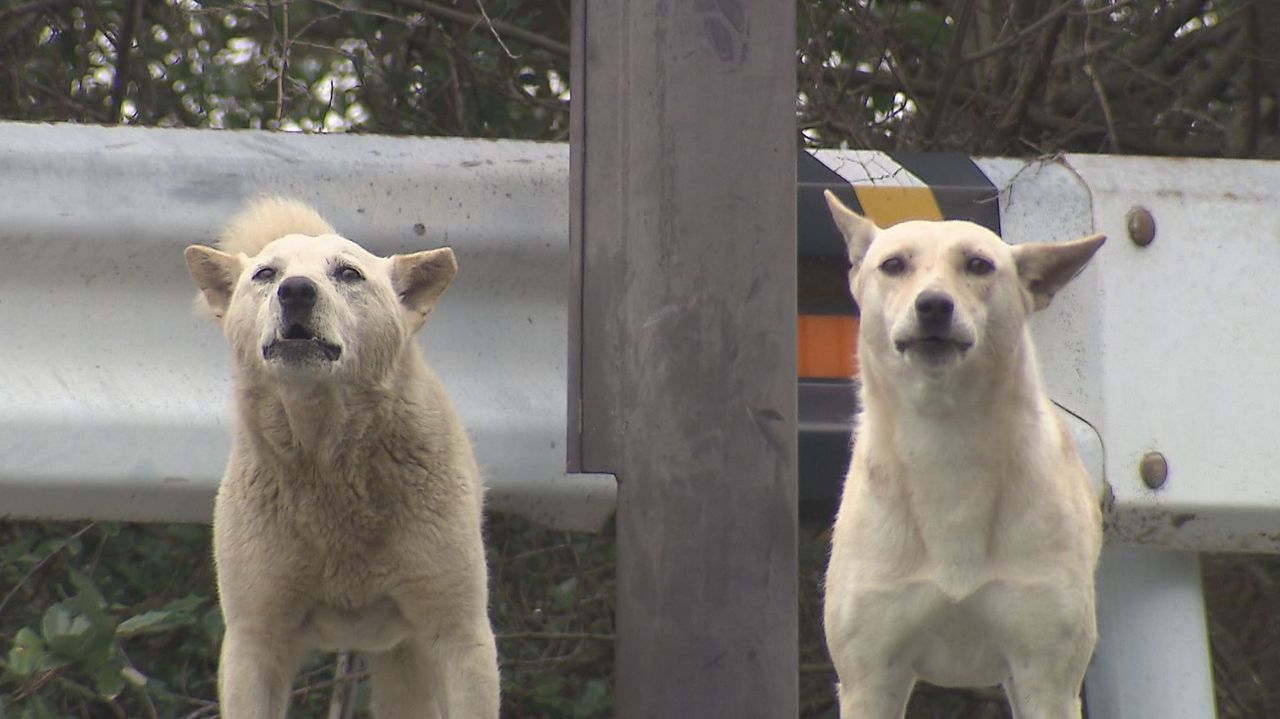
[[1012, 234, 1106, 311], [184, 245, 244, 322], [824, 189, 878, 271], [391, 247, 458, 332]]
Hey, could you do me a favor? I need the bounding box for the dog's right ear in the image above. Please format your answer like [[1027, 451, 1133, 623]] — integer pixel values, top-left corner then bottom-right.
[[1013, 234, 1106, 312], [824, 189, 878, 270], [391, 247, 458, 333], [184, 245, 243, 321]]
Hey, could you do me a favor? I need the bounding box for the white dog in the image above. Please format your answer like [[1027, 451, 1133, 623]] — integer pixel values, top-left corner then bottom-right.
[[184, 198, 499, 718], [821, 190, 1104, 719]]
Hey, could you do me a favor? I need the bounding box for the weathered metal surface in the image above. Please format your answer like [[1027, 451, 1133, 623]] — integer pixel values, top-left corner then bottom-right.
[[0, 121, 615, 531], [1088, 548, 1217, 719], [979, 157, 1219, 719], [1071, 154, 1280, 553]]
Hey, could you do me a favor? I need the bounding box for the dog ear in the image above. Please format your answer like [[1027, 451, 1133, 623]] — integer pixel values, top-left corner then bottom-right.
[[1012, 234, 1106, 311], [824, 189, 878, 270], [391, 247, 458, 332], [184, 245, 243, 321]]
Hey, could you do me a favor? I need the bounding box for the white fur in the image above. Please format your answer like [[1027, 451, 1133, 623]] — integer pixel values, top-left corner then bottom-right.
[[822, 190, 1104, 719], [185, 197, 499, 719]]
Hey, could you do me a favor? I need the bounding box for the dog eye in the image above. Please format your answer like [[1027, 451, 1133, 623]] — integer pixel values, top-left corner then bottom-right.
[[252, 266, 276, 282], [879, 257, 906, 276], [334, 265, 364, 282], [965, 257, 995, 275]]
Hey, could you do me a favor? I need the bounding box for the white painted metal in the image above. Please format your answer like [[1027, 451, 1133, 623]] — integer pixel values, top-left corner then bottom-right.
[[1063, 154, 1280, 553], [1088, 548, 1217, 719], [0, 122, 615, 531], [979, 156, 1220, 719], [986, 154, 1280, 550], [812, 149, 932, 188], [975, 158, 1106, 426]]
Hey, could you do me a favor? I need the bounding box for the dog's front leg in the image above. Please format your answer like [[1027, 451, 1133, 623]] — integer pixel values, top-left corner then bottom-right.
[[434, 626, 500, 719], [996, 590, 1094, 719], [1002, 635, 1091, 719], [1003, 671, 1085, 719], [833, 669, 915, 719], [367, 640, 441, 719], [218, 627, 306, 719], [367, 626, 499, 719]]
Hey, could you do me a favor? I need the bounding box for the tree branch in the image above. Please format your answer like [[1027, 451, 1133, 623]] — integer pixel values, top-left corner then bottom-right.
[[109, 0, 143, 124], [922, 0, 976, 145], [962, 0, 1074, 64], [389, 0, 569, 56], [0, 0, 70, 24], [996, 4, 1068, 146]]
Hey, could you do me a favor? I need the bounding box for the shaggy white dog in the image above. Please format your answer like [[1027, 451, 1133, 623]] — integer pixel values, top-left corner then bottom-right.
[[185, 198, 499, 719]]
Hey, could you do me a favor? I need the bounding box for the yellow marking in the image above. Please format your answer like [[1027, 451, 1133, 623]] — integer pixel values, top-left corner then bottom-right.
[[852, 185, 943, 226]]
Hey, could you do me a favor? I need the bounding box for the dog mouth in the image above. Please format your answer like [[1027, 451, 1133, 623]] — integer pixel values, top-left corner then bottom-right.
[[894, 335, 972, 363], [263, 323, 342, 363]]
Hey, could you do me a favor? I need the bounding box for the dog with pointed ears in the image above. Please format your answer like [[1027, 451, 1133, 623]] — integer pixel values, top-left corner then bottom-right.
[[821, 190, 1105, 719], [185, 198, 499, 718]]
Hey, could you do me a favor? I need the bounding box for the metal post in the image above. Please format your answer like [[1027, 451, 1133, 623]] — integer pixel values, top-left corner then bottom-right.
[[570, 1, 799, 716], [1086, 547, 1218, 718]]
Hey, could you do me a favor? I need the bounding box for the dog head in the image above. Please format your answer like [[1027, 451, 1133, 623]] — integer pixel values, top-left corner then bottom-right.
[[185, 208, 455, 384], [824, 190, 1104, 377]]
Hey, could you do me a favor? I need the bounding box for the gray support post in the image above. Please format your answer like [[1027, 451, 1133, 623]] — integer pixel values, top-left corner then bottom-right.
[[570, 2, 799, 716], [1086, 547, 1218, 718]]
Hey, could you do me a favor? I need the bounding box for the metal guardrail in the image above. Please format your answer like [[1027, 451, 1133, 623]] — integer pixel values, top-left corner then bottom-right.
[[0, 122, 615, 532], [4, 122, 1275, 717]]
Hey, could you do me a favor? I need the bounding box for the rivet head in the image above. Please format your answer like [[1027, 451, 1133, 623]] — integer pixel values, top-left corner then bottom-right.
[[1127, 207, 1156, 247], [1140, 451, 1168, 489]]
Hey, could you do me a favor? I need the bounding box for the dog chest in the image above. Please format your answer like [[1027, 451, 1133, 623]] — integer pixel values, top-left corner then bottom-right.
[[299, 595, 413, 653]]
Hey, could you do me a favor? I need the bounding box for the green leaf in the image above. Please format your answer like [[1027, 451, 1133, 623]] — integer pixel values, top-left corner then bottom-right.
[[67, 569, 108, 609], [161, 593, 207, 617], [40, 604, 70, 639], [40, 603, 96, 660], [115, 610, 175, 637], [93, 663, 126, 700], [6, 627, 47, 676], [66, 574, 119, 639]]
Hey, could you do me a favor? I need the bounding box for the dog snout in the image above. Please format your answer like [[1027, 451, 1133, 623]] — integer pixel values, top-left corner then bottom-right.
[[278, 276, 318, 313], [914, 290, 954, 331]]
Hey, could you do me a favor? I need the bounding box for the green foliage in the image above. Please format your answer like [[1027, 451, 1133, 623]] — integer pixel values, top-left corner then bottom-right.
[[0, 517, 616, 718], [0, 523, 221, 718], [0, 0, 570, 139]]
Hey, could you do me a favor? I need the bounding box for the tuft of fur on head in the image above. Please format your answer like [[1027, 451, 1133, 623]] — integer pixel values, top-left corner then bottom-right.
[[216, 196, 337, 257], [190, 197, 338, 319]]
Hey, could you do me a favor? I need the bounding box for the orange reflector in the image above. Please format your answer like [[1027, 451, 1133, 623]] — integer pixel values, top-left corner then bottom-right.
[[798, 314, 858, 378]]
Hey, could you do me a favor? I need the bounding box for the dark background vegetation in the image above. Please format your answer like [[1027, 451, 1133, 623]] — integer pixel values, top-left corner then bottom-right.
[[1, 1, 1278, 717]]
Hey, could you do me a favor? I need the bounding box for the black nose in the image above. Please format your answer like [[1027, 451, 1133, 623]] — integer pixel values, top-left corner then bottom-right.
[[915, 290, 954, 329], [278, 276, 317, 311]]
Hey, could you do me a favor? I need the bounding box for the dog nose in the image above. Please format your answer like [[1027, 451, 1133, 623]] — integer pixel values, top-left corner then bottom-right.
[[278, 276, 318, 311], [915, 291, 954, 328]]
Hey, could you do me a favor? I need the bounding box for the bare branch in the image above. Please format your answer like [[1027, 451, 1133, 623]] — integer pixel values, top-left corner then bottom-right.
[[108, 0, 143, 123], [0, 0, 70, 24], [922, 0, 976, 145], [962, 0, 1075, 64], [996, 4, 1068, 146], [389, 0, 569, 57], [475, 0, 518, 59]]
